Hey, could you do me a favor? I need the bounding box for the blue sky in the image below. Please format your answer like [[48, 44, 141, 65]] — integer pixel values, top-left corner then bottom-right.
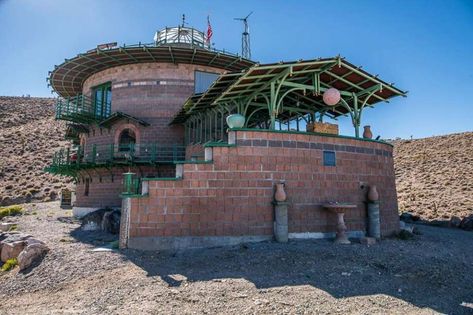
[[0, 0, 472, 139]]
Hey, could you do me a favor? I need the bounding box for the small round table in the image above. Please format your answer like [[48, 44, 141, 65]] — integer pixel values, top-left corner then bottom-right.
[[323, 203, 357, 244]]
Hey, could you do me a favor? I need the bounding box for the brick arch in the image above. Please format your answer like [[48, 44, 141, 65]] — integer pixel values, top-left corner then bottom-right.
[[114, 123, 141, 147]]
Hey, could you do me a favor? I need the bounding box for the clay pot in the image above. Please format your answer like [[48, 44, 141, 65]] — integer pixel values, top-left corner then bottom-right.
[[368, 185, 379, 202], [226, 114, 246, 128], [363, 125, 373, 139], [274, 182, 287, 202]]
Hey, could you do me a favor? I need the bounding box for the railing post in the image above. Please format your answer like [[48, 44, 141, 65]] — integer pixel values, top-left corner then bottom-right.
[[173, 144, 177, 161], [122, 172, 135, 195], [152, 143, 157, 163], [92, 144, 96, 164], [110, 143, 114, 161]]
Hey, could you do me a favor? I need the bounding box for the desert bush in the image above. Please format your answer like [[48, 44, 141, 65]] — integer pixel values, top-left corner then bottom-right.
[[1, 258, 18, 272], [0, 205, 23, 219]]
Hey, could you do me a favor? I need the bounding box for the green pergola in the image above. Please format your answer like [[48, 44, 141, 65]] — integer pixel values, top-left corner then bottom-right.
[[171, 56, 406, 141]]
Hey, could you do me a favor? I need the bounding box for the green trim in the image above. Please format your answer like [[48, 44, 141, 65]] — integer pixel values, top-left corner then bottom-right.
[[173, 160, 213, 164], [203, 142, 236, 148], [141, 177, 182, 181], [228, 128, 393, 147], [120, 193, 149, 199]]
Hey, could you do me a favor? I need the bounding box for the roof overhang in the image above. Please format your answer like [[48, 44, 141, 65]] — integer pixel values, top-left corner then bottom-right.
[[98, 111, 150, 128], [48, 44, 255, 98], [171, 56, 407, 124]]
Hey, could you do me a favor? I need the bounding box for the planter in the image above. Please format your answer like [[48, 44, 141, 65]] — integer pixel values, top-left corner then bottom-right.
[[363, 125, 373, 139], [226, 114, 245, 128], [307, 122, 339, 135]]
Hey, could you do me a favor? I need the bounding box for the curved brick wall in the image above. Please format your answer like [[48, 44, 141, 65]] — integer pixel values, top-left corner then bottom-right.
[[73, 63, 226, 210], [127, 130, 399, 250], [82, 62, 225, 147]]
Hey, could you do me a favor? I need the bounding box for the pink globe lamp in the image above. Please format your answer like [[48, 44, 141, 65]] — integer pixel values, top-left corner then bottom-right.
[[323, 88, 341, 106]]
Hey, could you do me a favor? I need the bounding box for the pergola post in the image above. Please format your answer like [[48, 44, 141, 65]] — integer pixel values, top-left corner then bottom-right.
[[269, 82, 277, 129]]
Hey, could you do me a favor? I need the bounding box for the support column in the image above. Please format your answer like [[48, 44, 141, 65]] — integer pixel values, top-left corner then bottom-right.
[[273, 201, 289, 243]]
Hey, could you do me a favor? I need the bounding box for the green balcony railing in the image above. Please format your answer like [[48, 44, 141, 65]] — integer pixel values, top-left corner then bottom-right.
[[55, 94, 111, 124], [46, 143, 187, 176]]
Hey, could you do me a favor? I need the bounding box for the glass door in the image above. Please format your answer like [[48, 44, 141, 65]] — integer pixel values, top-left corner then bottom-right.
[[93, 82, 111, 119]]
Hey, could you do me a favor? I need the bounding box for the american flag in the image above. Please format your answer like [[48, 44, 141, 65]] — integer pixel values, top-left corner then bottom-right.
[[206, 16, 213, 44]]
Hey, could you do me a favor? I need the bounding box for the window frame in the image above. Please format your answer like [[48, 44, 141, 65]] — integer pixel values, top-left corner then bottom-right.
[[194, 70, 220, 94], [92, 81, 112, 118], [323, 150, 336, 167]]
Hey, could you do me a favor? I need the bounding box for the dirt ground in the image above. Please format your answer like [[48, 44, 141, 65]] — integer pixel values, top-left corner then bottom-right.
[[0, 201, 472, 315]]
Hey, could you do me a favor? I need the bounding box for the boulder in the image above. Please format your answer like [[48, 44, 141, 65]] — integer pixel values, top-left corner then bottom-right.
[[101, 210, 121, 234], [1, 241, 26, 262], [399, 221, 414, 233], [18, 243, 49, 271], [81, 208, 108, 231], [400, 212, 420, 223], [0, 223, 16, 232], [449, 216, 462, 228], [81, 208, 121, 234], [459, 215, 473, 231]]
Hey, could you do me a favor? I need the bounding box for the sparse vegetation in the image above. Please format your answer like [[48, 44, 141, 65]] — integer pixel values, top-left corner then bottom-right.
[[0, 96, 73, 206], [0, 205, 23, 219], [1, 258, 18, 272]]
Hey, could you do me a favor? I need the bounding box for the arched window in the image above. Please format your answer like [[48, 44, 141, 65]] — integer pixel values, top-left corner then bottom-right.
[[118, 129, 136, 152]]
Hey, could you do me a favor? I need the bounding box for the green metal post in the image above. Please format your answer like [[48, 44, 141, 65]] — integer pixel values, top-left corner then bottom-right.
[[92, 144, 96, 164], [109, 143, 114, 161], [122, 172, 135, 195], [269, 82, 277, 129], [151, 143, 156, 162]]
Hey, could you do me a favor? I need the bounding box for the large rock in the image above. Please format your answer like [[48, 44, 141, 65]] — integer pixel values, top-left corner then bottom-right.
[[0, 223, 16, 232], [459, 215, 473, 231], [81, 208, 108, 231], [18, 243, 50, 271], [0, 233, 32, 254], [81, 208, 121, 234], [1, 240, 26, 262], [102, 210, 121, 234]]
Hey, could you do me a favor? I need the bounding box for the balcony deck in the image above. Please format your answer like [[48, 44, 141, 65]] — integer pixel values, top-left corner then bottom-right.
[[55, 94, 111, 124], [45, 143, 186, 177]]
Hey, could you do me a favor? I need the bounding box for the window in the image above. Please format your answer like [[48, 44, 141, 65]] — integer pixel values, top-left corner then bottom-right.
[[84, 178, 90, 196], [92, 82, 112, 119], [118, 129, 136, 152], [194, 71, 219, 94], [323, 151, 336, 166]]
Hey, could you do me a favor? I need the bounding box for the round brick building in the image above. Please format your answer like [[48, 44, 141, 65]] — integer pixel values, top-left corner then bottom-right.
[[47, 25, 406, 250]]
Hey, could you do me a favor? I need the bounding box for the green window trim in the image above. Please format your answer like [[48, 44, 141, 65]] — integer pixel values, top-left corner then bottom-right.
[[92, 82, 112, 119]]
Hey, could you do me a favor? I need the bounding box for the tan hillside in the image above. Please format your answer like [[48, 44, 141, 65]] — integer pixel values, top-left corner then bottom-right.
[[393, 132, 473, 221], [0, 96, 472, 222], [0, 96, 72, 206]]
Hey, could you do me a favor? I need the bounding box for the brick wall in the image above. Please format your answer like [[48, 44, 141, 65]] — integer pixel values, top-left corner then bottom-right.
[[80, 62, 225, 150], [74, 165, 175, 208], [128, 130, 399, 245]]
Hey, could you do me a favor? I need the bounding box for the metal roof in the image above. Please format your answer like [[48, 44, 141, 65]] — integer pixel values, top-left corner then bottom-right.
[[171, 56, 407, 124], [48, 44, 254, 98]]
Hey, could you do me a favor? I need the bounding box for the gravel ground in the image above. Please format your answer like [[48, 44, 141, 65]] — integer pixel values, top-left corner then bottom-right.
[[0, 201, 472, 314]]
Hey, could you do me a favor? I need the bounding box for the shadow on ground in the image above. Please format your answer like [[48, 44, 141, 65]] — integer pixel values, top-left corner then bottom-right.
[[71, 224, 473, 314]]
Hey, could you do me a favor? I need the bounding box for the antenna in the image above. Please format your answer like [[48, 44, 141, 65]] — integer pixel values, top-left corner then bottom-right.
[[234, 11, 253, 60], [181, 14, 187, 27]]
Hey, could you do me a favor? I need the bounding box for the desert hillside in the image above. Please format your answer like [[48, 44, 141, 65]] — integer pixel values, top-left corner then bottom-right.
[[393, 132, 473, 221], [0, 96, 472, 221], [0, 96, 72, 206]]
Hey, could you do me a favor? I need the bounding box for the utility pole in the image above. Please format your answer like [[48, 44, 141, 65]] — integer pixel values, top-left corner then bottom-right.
[[234, 12, 253, 60]]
